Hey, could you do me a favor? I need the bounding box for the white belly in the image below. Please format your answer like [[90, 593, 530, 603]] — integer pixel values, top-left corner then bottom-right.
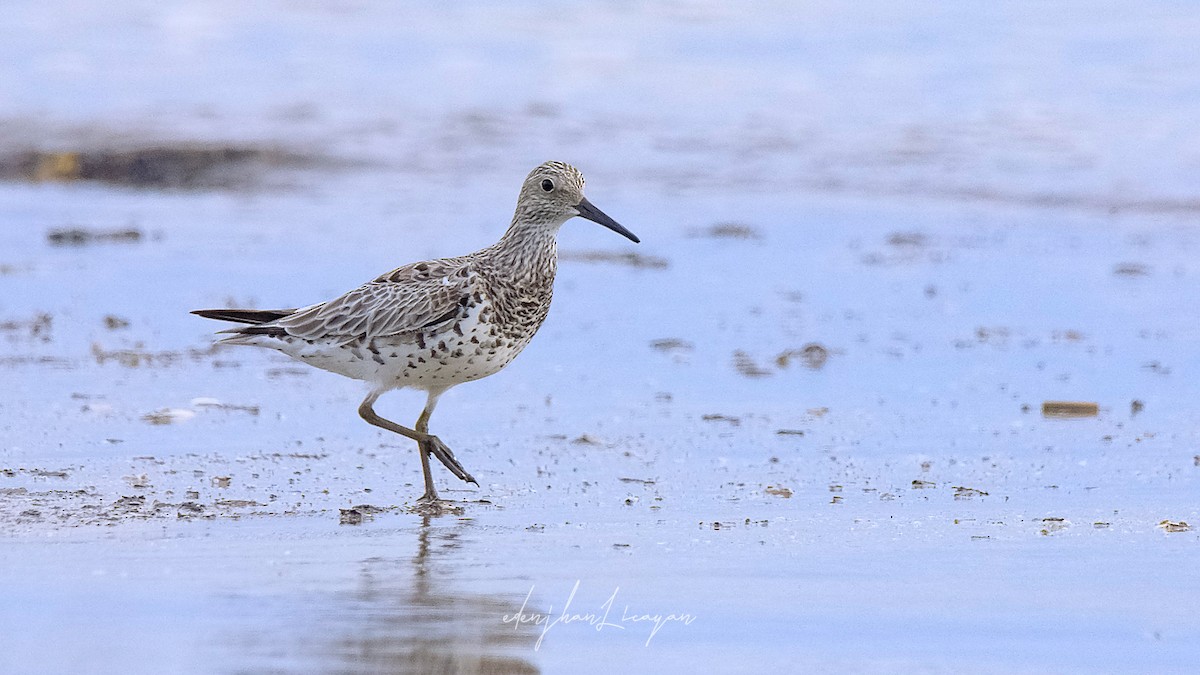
[[253, 302, 532, 391]]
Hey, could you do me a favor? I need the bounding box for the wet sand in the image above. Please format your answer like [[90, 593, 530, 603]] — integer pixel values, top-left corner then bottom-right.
[[3, 2, 1200, 673]]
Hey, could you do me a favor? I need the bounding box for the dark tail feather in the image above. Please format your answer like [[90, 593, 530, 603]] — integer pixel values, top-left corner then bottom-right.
[[191, 308, 296, 325]]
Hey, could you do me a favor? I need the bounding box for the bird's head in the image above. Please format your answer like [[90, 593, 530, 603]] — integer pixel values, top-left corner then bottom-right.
[[513, 161, 639, 243]]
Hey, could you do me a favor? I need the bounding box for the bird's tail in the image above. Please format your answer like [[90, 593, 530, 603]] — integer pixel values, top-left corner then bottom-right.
[[192, 308, 299, 345], [191, 308, 296, 325]]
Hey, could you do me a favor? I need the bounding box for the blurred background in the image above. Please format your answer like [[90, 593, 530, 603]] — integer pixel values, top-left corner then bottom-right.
[[4, 2, 1200, 198]]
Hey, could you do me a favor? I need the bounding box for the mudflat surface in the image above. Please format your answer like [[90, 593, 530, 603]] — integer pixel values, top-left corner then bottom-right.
[[2, 3, 1199, 673]]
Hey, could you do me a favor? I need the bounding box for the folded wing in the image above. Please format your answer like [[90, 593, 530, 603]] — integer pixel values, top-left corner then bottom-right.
[[274, 258, 476, 343]]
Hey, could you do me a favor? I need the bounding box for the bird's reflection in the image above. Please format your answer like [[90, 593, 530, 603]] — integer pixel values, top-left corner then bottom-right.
[[324, 515, 542, 674]]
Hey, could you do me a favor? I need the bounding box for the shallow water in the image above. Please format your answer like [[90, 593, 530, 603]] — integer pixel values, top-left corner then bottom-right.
[[2, 2, 1200, 673]]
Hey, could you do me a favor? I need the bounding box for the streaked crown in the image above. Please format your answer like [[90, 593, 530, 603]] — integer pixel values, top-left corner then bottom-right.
[[513, 161, 588, 227]]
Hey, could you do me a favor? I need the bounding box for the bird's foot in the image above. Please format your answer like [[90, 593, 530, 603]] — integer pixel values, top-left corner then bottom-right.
[[426, 435, 478, 485], [408, 490, 464, 516]]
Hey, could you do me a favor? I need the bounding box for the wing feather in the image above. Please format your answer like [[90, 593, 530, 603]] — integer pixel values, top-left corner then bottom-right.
[[273, 258, 477, 342]]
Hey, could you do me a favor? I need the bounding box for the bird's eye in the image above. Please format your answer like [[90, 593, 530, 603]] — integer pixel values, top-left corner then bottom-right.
[[540, 179, 554, 192]]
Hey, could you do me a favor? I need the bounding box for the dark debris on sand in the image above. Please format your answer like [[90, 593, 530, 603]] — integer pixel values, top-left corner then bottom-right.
[[0, 145, 321, 190]]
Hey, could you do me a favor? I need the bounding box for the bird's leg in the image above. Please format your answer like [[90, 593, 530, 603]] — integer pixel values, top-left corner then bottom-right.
[[415, 391, 477, 487], [358, 392, 441, 501], [357, 391, 477, 507]]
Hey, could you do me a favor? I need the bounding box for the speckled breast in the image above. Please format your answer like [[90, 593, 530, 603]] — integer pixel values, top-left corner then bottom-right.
[[382, 285, 553, 389]]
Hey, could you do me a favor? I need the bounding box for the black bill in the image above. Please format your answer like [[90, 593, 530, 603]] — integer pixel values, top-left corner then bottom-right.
[[575, 196, 640, 243]]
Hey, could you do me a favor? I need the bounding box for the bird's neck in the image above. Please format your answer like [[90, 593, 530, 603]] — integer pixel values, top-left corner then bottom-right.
[[488, 218, 559, 289]]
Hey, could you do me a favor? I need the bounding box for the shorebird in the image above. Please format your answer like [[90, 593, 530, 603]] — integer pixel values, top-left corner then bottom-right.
[[194, 161, 638, 510]]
